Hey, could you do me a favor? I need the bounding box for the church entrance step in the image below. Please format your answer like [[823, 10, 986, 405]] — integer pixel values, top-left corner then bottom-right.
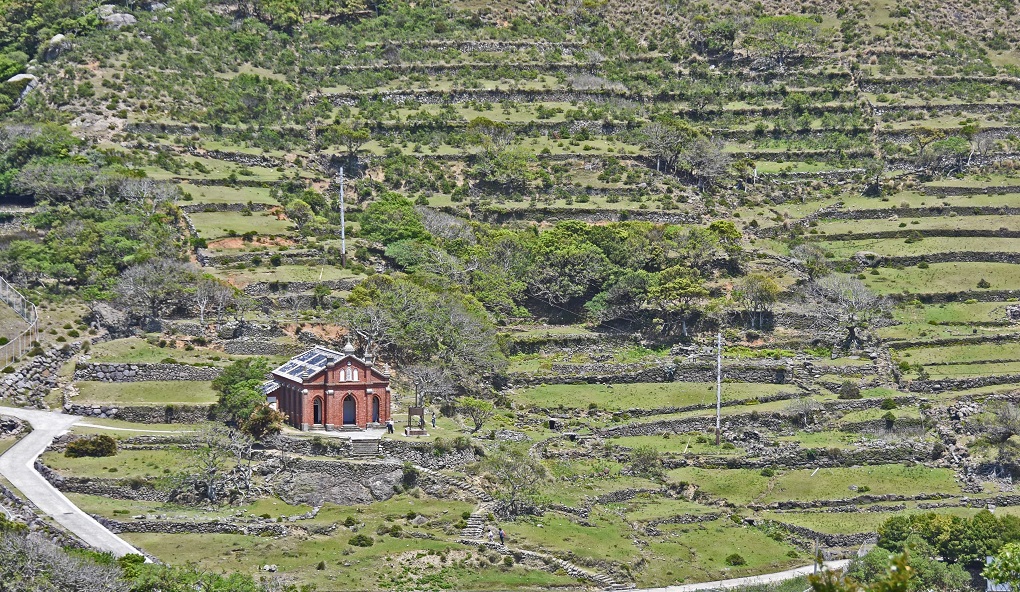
[[351, 439, 381, 456]]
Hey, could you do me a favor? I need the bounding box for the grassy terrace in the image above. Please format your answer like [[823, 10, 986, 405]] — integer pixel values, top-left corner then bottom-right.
[[86, 337, 255, 366], [179, 183, 277, 205], [813, 215, 1020, 235], [188, 210, 294, 239], [74, 381, 217, 406], [667, 465, 959, 506], [820, 237, 1020, 257], [513, 382, 796, 411], [862, 262, 1020, 294]]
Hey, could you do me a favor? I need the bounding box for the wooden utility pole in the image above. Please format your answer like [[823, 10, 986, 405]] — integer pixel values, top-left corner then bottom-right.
[[338, 167, 347, 267], [716, 331, 722, 446]]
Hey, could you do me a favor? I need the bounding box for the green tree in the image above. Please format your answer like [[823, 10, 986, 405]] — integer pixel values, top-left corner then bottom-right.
[[213, 357, 272, 424], [359, 193, 430, 245], [737, 273, 780, 329], [985, 543, 1020, 591], [459, 396, 495, 433], [241, 403, 287, 440], [483, 443, 548, 518], [649, 266, 707, 337], [744, 15, 823, 70]]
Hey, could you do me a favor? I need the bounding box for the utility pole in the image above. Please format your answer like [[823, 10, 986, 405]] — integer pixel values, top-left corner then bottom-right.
[[716, 331, 722, 446], [338, 167, 347, 267]]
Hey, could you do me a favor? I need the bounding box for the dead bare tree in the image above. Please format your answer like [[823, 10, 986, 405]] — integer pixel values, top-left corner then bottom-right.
[[810, 274, 889, 351]]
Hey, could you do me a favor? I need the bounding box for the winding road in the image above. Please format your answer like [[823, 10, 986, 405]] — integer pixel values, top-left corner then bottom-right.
[[0, 405, 142, 557], [637, 560, 850, 592]]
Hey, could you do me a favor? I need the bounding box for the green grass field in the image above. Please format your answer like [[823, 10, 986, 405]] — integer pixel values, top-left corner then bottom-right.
[[188, 210, 294, 239], [86, 337, 253, 366], [74, 381, 217, 405], [863, 262, 1020, 295], [208, 264, 362, 286], [41, 448, 190, 479], [514, 382, 795, 411], [179, 183, 277, 205]]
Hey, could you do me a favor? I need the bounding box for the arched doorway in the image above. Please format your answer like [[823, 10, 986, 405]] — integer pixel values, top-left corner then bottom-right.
[[372, 396, 380, 423], [313, 398, 323, 426], [343, 396, 357, 425]]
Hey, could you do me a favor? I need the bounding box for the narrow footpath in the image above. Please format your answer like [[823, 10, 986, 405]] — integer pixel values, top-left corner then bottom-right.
[[0, 405, 143, 557], [637, 560, 850, 592]]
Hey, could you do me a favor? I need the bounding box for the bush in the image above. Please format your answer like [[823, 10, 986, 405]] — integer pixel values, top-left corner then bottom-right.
[[880, 398, 897, 410], [978, 278, 991, 289], [343, 516, 356, 527], [316, 560, 326, 570], [349, 534, 373, 547], [502, 556, 514, 567], [760, 467, 775, 477], [838, 381, 861, 400], [725, 553, 747, 566], [65, 435, 117, 458], [882, 411, 896, 423]]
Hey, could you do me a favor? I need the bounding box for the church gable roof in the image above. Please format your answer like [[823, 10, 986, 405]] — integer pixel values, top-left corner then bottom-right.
[[271, 345, 389, 383]]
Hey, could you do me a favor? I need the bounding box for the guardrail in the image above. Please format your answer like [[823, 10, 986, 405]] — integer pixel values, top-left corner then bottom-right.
[[0, 276, 38, 368]]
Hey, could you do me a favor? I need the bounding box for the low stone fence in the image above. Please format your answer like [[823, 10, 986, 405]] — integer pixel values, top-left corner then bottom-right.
[[64, 403, 212, 423], [241, 277, 363, 296], [507, 360, 794, 387], [222, 339, 305, 357], [766, 520, 877, 548], [264, 435, 479, 469], [0, 344, 79, 407], [73, 362, 222, 383], [182, 202, 273, 214], [905, 373, 1020, 393], [94, 515, 288, 536]]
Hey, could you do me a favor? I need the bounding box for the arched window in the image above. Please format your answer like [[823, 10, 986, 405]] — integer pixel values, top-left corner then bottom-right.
[[344, 364, 353, 381], [352, 368, 359, 381]]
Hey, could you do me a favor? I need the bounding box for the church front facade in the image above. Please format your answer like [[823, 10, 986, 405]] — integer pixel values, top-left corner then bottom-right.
[[265, 344, 392, 431]]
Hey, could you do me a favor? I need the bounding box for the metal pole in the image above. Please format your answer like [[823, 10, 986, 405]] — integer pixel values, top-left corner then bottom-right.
[[716, 331, 722, 446], [338, 167, 347, 267]]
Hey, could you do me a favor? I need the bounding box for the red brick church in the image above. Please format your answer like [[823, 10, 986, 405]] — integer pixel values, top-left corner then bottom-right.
[[264, 343, 392, 431]]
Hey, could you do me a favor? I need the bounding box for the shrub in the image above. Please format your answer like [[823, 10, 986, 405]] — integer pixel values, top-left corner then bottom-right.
[[880, 398, 897, 410], [725, 553, 747, 566], [316, 560, 326, 570], [882, 411, 896, 423], [760, 467, 775, 477], [502, 556, 514, 567], [65, 435, 117, 458], [343, 516, 357, 527], [838, 381, 861, 400], [978, 278, 991, 289], [349, 534, 373, 547]]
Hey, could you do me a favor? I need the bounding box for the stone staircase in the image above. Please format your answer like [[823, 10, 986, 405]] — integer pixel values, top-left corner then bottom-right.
[[460, 501, 496, 540], [459, 539, 631, 590], [350, 439, 380, 457]]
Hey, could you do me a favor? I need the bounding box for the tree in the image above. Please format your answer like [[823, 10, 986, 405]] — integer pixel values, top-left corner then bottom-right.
[[241, 403, 287, 441], [628, 446, 663, 479], [744, 16, 823, 71], [359, 193, 430, 244], [469, 146, 533, 193], [683, 136, 731, 190], [325, 121, 370, 156], [785, 397, 821, 427], [984, 543, 1020, 590], [791, 243, 831, 280], [285, 199, 314, 230], [970, 401, 1020, 472], [811, 275, 888, 350], [213, 357, 272, 424], [737, 273, 780, 329], [115, 258, 197, 321], [459, 397, 495, 433], [809, 553, 913, 592], [649, 266, 708, 337], [193, 276, 230, 326], [483, 443, 548, 518], [405, 364, 456, 407], [187, 425, 233, 503], [838, 380, 862, 399], [466, 117, 514, 156]]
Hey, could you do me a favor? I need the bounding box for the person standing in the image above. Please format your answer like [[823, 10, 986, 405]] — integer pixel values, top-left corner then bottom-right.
[[431, 410, 437, 428], [386, 419, 393, 434], [498, 528, 505, 545], [487, 527, 494, 543]]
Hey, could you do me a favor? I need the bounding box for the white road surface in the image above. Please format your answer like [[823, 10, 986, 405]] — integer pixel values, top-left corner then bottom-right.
[[637, 560, 850, 592], [0, 405, 143, 557]]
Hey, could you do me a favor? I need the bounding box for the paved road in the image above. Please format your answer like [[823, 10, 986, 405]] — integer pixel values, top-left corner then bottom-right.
[[637, 560, 850, 592], [0, 405, 143, 557]]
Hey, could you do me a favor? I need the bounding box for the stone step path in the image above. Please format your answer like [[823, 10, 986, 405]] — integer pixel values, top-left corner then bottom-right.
[[350, 439, 380, 456], [460, 501, 496, 540], [459, 538, 631, 590]]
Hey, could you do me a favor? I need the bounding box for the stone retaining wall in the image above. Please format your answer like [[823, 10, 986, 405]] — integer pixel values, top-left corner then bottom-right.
[[73, 362, 222, 382], [38, 467, 172, 502], [241, 277, 363, 296], [94, 515, 288, 536], [767, 520, 877, 548], [507, 361, 794, 387], [0, 344, 79, 407], [63, 403, 212, 423]]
